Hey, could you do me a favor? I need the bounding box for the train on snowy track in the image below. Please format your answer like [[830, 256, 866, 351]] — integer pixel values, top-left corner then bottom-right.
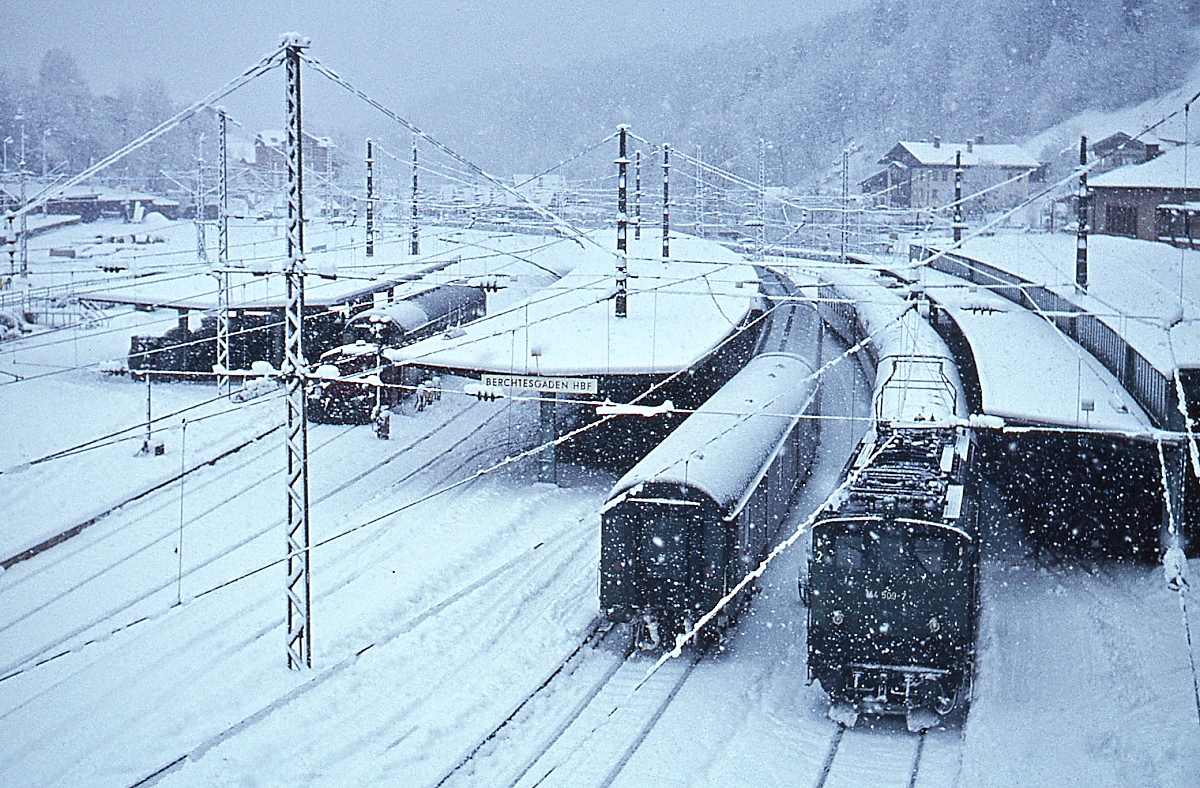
[[306, 284, 485, 423], [803, 271, 980, 730], [600, 269, 823, 647]]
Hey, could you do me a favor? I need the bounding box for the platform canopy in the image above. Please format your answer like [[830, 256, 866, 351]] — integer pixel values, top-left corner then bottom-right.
[[387, 229, 761, 378], [922, 268, 1154, 434]]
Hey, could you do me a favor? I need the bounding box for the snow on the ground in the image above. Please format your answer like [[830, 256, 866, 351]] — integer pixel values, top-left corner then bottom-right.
[[1, 217, 1198, 787], [961, 486, 1200, 787], [0, 379, 615, 786], [1025, 57, 1200, 163]]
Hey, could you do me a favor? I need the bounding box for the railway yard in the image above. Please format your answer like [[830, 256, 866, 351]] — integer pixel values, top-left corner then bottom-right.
[[0, 211, 1197, 787], [0, 34, 1199, 785]]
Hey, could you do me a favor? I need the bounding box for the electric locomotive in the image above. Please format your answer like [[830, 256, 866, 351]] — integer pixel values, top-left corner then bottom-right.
[[601, 272, 823, 647], [804, 272, 980, 730]]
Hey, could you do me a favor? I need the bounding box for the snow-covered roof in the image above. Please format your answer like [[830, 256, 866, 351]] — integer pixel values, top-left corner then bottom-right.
[[256, 130, 285, 148], [386, 229, 760, 377], [884, 141, 1040, 169], [55, 187, 179, 206], [921, 267, 1153, 433], [1090, 144, 1200, 189], [256, 130, 334, 150], [920, 232, 1200, 371], [607, 350, 819, 510]]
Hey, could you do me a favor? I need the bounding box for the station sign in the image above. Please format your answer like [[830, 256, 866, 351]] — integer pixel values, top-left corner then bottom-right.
[[480, 374, 598, 394]]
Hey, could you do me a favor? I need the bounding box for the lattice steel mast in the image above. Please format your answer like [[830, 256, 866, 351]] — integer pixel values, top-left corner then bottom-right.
[[282, 34, 312, 670], [215, 108, 231, 397], [615, 125, 629, 318]]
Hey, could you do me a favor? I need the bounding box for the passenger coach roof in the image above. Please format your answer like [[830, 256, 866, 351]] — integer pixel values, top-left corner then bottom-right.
[[608, 351, 819, 511]]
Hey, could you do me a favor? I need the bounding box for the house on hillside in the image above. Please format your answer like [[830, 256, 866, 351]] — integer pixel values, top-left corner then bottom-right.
[[862, 137, 1041, 212], [1090, 131, 1164, 175], [1089, 144, 1200, 244], [249, 131, 338, 189]]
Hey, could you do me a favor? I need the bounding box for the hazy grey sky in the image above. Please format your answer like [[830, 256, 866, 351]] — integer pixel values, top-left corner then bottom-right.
[[7, 1, 852, 102]]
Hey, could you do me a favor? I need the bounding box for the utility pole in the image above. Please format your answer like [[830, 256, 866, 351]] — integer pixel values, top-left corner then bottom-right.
[[365, 139, 375, 257], [756, 139, 767, 260], [1076, 135, 1089, 291], [410, 138, 420, 256], [282, 34, 312, 671], [840, 147, 849, 263], [216, 109, 231, 398], [195, 134, 208, 263], [662, 143, 671, 259], [634, 149, 642, 240], [695, 144, 704, 237], [615, 124, 629, 318], [18, 112, 27, 279], [953, 150, 965, 243], [217, 111, 229, 264]]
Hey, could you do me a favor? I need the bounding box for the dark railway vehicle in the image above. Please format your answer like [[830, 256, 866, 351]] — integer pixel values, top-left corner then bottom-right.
[[805, 273, 980, 730], [805, 419, 979, 728], [129, 307, 329, 379], [600, 278, 823, 647], [306, 284, 485, 423]]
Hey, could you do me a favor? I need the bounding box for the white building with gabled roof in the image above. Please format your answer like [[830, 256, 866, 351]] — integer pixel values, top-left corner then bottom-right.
[[862, 137, 1041, 212]]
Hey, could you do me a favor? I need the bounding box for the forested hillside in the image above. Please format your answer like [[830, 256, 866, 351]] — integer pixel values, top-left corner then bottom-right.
[[426, 0, 1199, 186], [2, 0, 1197, 190]]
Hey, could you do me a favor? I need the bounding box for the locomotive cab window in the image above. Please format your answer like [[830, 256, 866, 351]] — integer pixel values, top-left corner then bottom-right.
[[873, 532, 909, 577], [834, 535, 863, 571], [913, 537, 944, 574]]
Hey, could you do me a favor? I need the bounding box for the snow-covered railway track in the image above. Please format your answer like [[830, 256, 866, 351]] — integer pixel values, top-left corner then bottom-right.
[[0, 420, 285, 571], [434, 622, 635, 788], [0, 398, 515, 685], [458, 642, 705, 782], [126, 522, 590, 788], [814, 725, 926, 788]]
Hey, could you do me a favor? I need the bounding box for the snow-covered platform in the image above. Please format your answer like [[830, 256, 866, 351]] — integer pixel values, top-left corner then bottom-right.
[[75, 226, 587, 313], [922, 267, 1155, 434], [909, 232, 1199, 431], [386, 229, 760, 379]]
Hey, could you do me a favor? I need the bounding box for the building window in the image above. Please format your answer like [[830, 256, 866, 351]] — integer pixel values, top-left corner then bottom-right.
[[1106, 204, 1138, 237]]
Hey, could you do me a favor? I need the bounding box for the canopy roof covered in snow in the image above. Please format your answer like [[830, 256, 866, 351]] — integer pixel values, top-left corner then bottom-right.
[[82, 259, 455, 312], [607, 350, 818, 511], [917, 232, 1200, 372], [386, 229, 760, 377], [921, 267, 1154, 434]]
